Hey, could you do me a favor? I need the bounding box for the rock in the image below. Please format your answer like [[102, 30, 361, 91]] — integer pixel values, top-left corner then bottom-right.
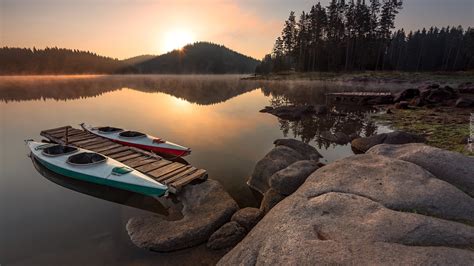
[[394, 101, 409, 109], [207, 221, 247, 250], [259, 106, 273, 113], [304, 154, 474, 222], [260, 105, 315, 120], [351, 131, 426, 153], [455, 97, 474, 107], [410, 96, 424, 107], [126, 179, 238, 252], [367, 143, 474, 197], [393, 88, 420, 102], [458, 82, 474, 93], [458, 136, 469, 144], [260, 188, 285, 214], [219, 192, 474, 265], [231, 208, 263, 231], [219, 153, 474, 265], [348, 133, 359, 141], [248, 145, 304, 194], [420, 85, 457, 104], [386, 108, 393, 114], [273, 138, 322, 160], [269, 160, 320, 196]]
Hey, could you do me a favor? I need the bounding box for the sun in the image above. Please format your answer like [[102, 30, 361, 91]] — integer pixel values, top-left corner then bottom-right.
[[163, 29, 194, 53]]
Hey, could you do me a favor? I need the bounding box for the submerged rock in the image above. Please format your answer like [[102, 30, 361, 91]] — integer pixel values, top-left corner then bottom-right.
[[368, 143, 474, 197], [207, 221, 247, 250], [351, 131, 426, 153], [269, 160, 320, 196], [231, 208, 263, 231], [220, 152, 474, 265], [126, 179, 238, 252]]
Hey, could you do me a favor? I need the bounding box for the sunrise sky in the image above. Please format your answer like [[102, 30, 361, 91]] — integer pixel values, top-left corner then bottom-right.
[[1, 0, 473, 60]]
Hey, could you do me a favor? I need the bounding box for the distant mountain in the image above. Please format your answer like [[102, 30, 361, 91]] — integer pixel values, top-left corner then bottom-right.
[[121, 54, 156, 66], [0, 43, 259, 74], [129, 42, 260, 74]]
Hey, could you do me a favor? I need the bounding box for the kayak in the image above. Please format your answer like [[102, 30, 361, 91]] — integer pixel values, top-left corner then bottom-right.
[[80, 123, 191, 157], [26, 140, 168, 197]]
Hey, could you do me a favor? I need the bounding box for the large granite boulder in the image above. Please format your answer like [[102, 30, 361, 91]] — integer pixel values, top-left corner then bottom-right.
[[420, 85, 457, 104], [126, 179, 238, 252], [269, 160, 320, 196], [219, 153, 474, 265], [368, 143, 474, 197], [231, 208, 263, 231], [248, 146, 304, 193], [393, 88, 420, 102], [351, 131, 426, 153], [303, 154, 474, 222], [273, 138, 322, 160], [207, 221, 247, 250]]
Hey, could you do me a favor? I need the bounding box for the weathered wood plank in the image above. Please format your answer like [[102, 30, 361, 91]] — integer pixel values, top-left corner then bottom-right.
[[80, 139, 111, 149], [63, 134, 97, 143], [121, 157, 155, 168], [50, 129, 84, 138], [72, 137, 106, 146], [81, 141, 116, 150], [158, 166, 195, 183], [108, 150, 135, 159], [148, 163, 187, 179], [135, 160, 170, 173], [100, 146, 131, 156], [42, 126, 71, 134], [115, 153, 142, 162], [93, 144, 122, 153], [171, 169, 208, 188]]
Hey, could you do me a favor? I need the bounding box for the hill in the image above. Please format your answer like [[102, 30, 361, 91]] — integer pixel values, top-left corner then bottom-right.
[[130, 42, 260, 74]]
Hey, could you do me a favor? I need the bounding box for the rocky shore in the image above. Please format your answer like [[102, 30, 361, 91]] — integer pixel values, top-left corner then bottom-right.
[[220, 139, 474, 265], [126, 134, 473, 265]]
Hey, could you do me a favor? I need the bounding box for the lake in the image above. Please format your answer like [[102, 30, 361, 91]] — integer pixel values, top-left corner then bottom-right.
[[0, 75, 405, 265]]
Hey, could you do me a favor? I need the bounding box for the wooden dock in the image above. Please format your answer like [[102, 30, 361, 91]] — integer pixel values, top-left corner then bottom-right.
[[40, 126, 207, 194], [326, 92, 393, 105]]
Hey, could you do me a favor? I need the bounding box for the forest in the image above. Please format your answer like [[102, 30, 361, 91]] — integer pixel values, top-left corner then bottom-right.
[[0, 42, 259, 74], [256, 0, 474, 73]]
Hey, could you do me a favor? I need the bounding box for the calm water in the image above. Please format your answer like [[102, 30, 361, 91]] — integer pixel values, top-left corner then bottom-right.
[[0, 75, 403, 265]]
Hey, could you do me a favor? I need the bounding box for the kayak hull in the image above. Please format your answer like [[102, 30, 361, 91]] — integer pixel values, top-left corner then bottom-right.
[[28, 141, 167, 197], [81, 124, 191, 157], [34, 155, 167, 197]]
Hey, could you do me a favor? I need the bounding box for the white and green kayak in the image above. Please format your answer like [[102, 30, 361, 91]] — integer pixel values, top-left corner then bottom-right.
[[26, 140, 168, 197]]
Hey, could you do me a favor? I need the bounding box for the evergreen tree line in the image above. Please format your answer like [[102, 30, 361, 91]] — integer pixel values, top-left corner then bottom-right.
[[256, 0, 474, 73], [0, 47, 122, 74]]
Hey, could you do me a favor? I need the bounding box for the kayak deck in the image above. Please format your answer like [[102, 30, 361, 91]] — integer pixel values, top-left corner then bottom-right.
[[40, 126, 208, 194]]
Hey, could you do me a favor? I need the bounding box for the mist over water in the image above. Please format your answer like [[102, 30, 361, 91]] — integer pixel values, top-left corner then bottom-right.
[[0, 74, 408, 264]]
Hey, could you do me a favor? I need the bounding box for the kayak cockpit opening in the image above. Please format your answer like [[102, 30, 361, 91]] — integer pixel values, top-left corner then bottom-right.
[[67, 152, 107, 166], [42, 145, 79, 157], [119, 131, 146, 138], [97, 126, 123, 134]]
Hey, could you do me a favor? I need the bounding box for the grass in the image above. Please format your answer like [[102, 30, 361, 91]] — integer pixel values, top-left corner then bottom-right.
[[372, 107, 473, 156]]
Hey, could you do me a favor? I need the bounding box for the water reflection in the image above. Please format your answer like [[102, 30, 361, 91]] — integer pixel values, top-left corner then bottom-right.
[[0, 75, 258, 104], [31, 156, 174, 215], [261, 84, 382, 148]]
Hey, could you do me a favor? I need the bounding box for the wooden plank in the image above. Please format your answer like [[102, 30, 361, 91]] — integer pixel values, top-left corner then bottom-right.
[[121, 156, 154, 167], [93, 144, 122, 153], [109, 150, 135, 159], [148, 163, 187, 179], [43, 126, 71, 134], [115, 153, 142, 162], [136, 160, 171, 173], [50, 129, 84, 138], [81, 141, 115, 150], [80, 139, 111, 149], [158, 166, 195, 183], [72, 137, 106, 146], [171, 169, 207, 188], [101, 146, 131, 156], [63, 134, 97, 143]]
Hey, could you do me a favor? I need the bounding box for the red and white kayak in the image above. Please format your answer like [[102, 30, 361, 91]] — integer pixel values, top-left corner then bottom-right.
[[81, 123, 191, 157]]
